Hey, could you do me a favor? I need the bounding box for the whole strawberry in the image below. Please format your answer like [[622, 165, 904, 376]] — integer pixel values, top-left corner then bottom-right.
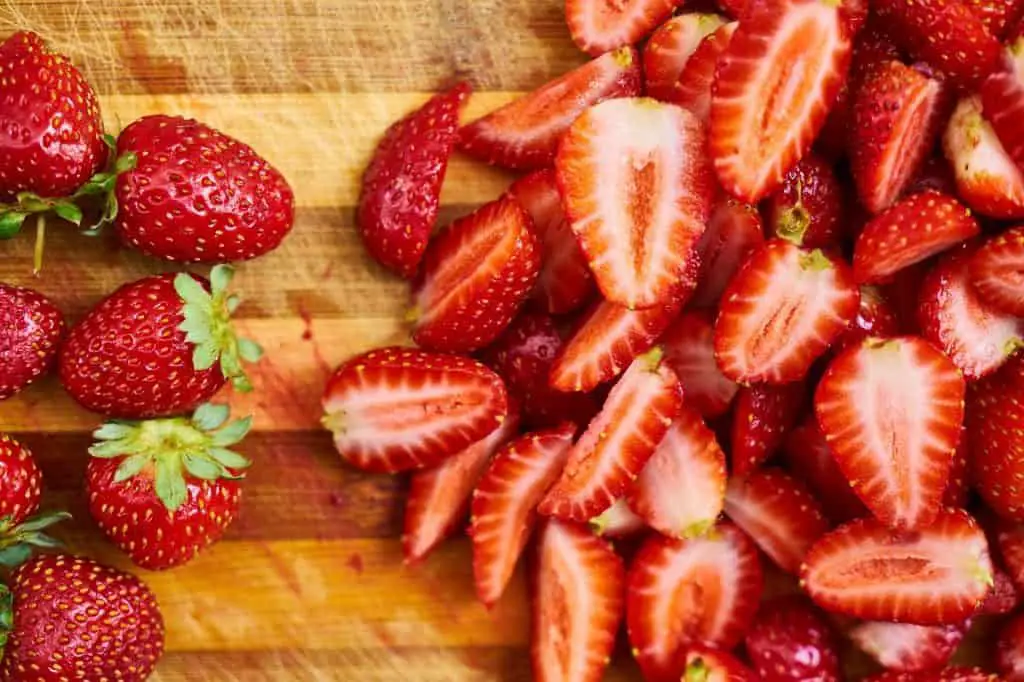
[[59, 264, 261, 419], [0, 284, 65, 400], [86, 403, 251, 570], [0, 436, 41, 527], [0, 553, 164, 681], [112, 114, 294, 262]]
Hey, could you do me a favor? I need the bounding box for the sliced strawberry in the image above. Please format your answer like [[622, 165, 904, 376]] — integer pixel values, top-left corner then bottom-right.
[[411, 196, 541, 352], [507, 170, 595, 314], [969, 225, 1024, 317], [865, 669, 1005, 682], [531, 519, 625, 682], [629, 404, 727, 539], [660, 311, 738, 418], [834, 286, 901, 354], [626, 524, 764, 681], [744, 596, 842, 682], [358, 83, 471, 278], [556, 97, 713, 309], [997, 611, 1024, 681], [814, 337, 965, 530], [322, 347, 508, 473], [853, 190, 980, 284], [671, 21, 738, 122], [765, 153, 846, 248], [801, 510, 993, 625], [848, 620, 969, 673], [850, 60, 947, 214], [782, 415, 869, 523], [644, 13, 728, 102], [964, 0, 1024, 37], [714, 240, 860, 384], [678, 647, 757, 682], [403, 406, 519, 563], [690, 195, 764, 308], [540, 349, 683, 521], [943, 428, 970, 509], [567, 0, 683, 56], [731, 382, 806, 475], [968, 357, 1024, 521], [590, 497, 648, 539], [980, 565, 1020, 615], [709, 0, 856, 202], [919, 241, 1024, 380], [459, 47, 642, 170], [981, 36, 1024, 174], [471, 424, 576, 606]]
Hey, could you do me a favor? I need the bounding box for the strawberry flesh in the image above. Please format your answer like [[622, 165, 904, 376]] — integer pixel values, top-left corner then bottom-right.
[[670, 21, 738, 122], [969, 225, 1024, 317], [848, 619, 969, 672], [567, 0, 683, 56], [644, 13, 728, 103], [660, 310, 738, 418], [968, 358, 1024, 521]]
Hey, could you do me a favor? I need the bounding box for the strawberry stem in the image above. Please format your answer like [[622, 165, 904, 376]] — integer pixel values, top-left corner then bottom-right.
[[0, 583, 10, 656], [685, 659, 710, 682], [0, 510, 71, 569]]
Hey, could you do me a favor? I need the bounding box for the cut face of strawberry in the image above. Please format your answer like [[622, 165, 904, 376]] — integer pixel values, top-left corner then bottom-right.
[[783, 415, 869, 523], [848, 620, 969, 673], [531, 519, 624, 682], [459, 47, 642, 170], [801, 510, 993, 625], [715, 240, 860, 385], [690, 196, 764, 308], [766, 152, 847, 248], [970, 225, 1024, 317], [556, 97, 713, 309], [982, 36, 1024, 175], [590, 497, 647, 539], [997, 612, 1024, 680], [644, 13, 728, 103], [968, 358, 1024, 521], [567, 0, 683, 56], [660, 311, 738, 418], [710, 0, 855, 202], [744, 596, 842, 682], [671, 21, 738, 122], [834, 286, 900, 354], [321, 347, 508, 473], [730, 382, 806, 475], [814, 337, 965, 530]]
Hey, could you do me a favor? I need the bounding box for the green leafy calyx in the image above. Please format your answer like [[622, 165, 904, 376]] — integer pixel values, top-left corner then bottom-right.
[[0, 583, 10, 657], [0, 510, 71, 569]]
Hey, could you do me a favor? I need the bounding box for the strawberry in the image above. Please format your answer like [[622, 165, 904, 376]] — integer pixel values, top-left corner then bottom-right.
[[981, 35, 1024, 174], [590, 497, 647, 539], [540, 349, 683, 521], [853, 190, 980, 284], [660, 311, 738, 418], [628, 404, 727, 539], [322, 346, 508, 473], [744, 596, 842, 682], [980, 565, 1020, 614], [833, 285, 900, 353], [644, 13, 728, 102], [507, 170, 594, 314], [782, 415, 869, 523], [0, 436, 41, 528], [677, 647, 757, 682], [626, 523, 764, 681], [848, 620, 969, 672], [965, 0, 1024, 37], [113, 114, 294, 262], [714, 240, 860, 385], [411, 195, 540, 352], [404, 406, 519, 564], [556, 97, 713, 309], [730, 382, 806, 475], [943, 428, 970, 508], [709, 0, 856, 202], [459, 47, 642, 170], [357, 83, 470, 278], [967, 357, 1024, 520], [0, 284, 64, 401], [59, 265, 260, 419], [668, 21, 738, 122], [690, 195, 764, 308], [800, 509, 993, 624], [909, 154, 960, 198], [969, 225, 1024, 317], [997, 612, 1024, 681], [531, 519, 624, 682], [815, 336, 965, 530], [765, 153, 846, 248], [919, 241, 1024, 380], [566, 0, 683, 56], [864, 669, 1002, 682], [850, 60, 947, 214]]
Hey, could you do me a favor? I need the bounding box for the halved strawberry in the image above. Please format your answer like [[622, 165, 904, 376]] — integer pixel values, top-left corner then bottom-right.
[[782, 415, 869, 523], [765, 152, 847, 248], [531, 519, 625, 682], [997, 611, 1024, 681], [943, 428, 970, 509], [644, 14, 728, 102], [403, 406, 519, 563], [540, 349, 683, 521], [671, 21, 738, 122], [814, 337, 965, 530], [411, 196, 540, 352], [848, 620, 969, 673], [690, 195, 764, 308], [969, 225, 1024, 317], [590, 497, 648, 539], [731, 382, 806, 475], [709, 0, 856, 202], [677, 647, 757, 682], [714, 240, 860, 384], [724, 468, 830, 574], [660, 311, 738, 418], [459, 47, 642, 169], [968, 357, 1024, 521], [850, 60, 946, 214], [919, 241, 1024, 380], [744, 596, 842, 682], [507, 170, 595, 314], [471, 424, 576, 606], [866, 669, 1005, 682], [834, 286, 900, 353], [981, 35, 1024, 174], [626, 524, 764, 681], [801, 510, 993, 624], [556, 97, 713, 309], [853, 190, 980, 284], [628, 404, 727, 539], [322, 347, 509, 473], [567, 0, 683, 56]]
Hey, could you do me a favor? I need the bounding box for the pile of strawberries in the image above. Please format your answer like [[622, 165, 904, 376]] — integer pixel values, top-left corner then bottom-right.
[[335, 0, 1024, 678], [0, 31, 294, 680]]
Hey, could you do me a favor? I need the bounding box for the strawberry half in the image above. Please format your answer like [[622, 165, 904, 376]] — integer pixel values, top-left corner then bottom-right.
[[411, 195, 540, 353], [677, 647, 757, 682], [690, 196, 765, 308], [556, 97, 713, 309], [459, 47, 642, 170], [670, 21, 738, 122], [730, 382, 806, 475], [566, 0, 683, 56], [997, 612, 1024, 681], [661, 311, 739, 418], [968, 358, 1024, 520], [981, 35, 1024, 174], [765, 152, 847, 248], [801, 509, 993, 625], [644, 13, 728, 102], [321, 347, 508, 473], [783, 415, 869, 523], [833, 285, 901, 353], [540, 349, 683, 521], [471, 424, 575, 606], [744, 596, 842, 682], [531, 519, 624, 682], [714, 240, 860, 384], [814, 337, 965, 530], [848, 620, 969, 673], [709, 0, 856, 202], [970, 225, 1024, 317], [590, 497, 648, 539]]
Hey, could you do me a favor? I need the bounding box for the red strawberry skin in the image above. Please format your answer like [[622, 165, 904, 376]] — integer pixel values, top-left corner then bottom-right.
[[0, 32, 106, 199], [566, 0, 683, 56], [834, 285, 900, 353], [965, 0, 1024, 37], [115, 115, 295, 263], [691, 196, 765, 308], [0, 284, 65, 401], [744, 596, 842, 682], [783, 415, 869, 523], [0, 435, 42, 526], [766, 153, 846, 248], [357, 83, 470, 278], [730, 382, 805, 475], [644, 13, 728, 103], [970, 225, 1024, 317], [968, 358, 1024, 521], [660, 310, 738, 418], [981, 35, 1024, 175]]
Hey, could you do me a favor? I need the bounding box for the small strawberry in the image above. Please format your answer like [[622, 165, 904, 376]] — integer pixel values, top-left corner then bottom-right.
[[730, 382, 806, 475], [0, 436, 41, 528], [59, 265, 261, 419], [690, 195, 764, 308], [566, 0, 683, 56], [848, 620, 970, 673], [970, 225, 1024, 317], [358, 83, 470, 278], [671, 21, 738, 122], [968, 357, 1024, 520], [590, 497, 648, 539], [744, 596, 842, 682], [644, 13, 727, 102], [678, 647, 757, 681], [997, 611, 1024, 681], [0, 284, 64, 400], [782, 415, 869, 523], [766, 153, 847, 248], [833, 285, 900, 353], [660, 311, 738, 418]]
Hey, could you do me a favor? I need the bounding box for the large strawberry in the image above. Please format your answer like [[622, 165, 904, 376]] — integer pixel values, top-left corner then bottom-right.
[[566, 0, 684, 56], [59, 265, 261, 419], [0, 284, 64, 401]]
